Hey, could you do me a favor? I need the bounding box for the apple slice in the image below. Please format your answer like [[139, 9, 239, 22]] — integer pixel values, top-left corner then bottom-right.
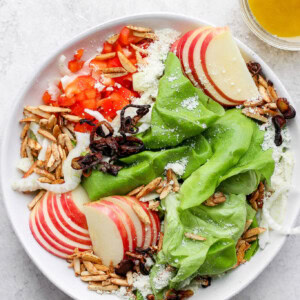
[[201, 27, 260, 103], [100, 199, 137, 251], [37, 191, 92, 250], [188, 28, 236, 106], [83, 202, 130, 265], [105, 196, 146, 248], [46, 192, 92, 245], [30, 201, 70, 258]]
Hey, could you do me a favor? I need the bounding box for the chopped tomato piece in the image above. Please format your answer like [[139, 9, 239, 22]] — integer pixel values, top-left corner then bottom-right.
[[74, 48, 84, 60], [117, 87, 138, 100], [57, 81, 63, 91], [70, 103, 85, 117], [68, 59, 84, 73], [85, 88, 97, 99], [76, 91, 86, 101], [58, 95, 76, 107], [74, 122, 94, 133], [102, 42, 114, 54], [81, 99, 97, 110], [112, 41, 124, 54], [42, 91, 52, 104], [65, 75, 96, 98], [114, 73, 133, 90], [118, 27, 144, 46], [107, 57, 122, 68], [90, 59, 107, 71]]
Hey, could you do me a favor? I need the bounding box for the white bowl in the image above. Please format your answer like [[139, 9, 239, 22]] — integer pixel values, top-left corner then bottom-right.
[[1, 12, 299, 300]]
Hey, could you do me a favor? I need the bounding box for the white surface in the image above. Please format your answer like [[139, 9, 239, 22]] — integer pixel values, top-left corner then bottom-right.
[[0, 1, 300, 300]]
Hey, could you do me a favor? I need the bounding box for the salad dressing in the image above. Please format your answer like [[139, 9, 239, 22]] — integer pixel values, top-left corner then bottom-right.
[[248, 0, 300, 38]]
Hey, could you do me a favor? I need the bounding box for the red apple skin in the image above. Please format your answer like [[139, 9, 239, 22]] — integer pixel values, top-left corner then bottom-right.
[[30, 202, 70, 258], [152, 211, 161, 245], [52, 192, 90, 238], [46, 192, 92, 246], [100, 199, 137, 251], [60, 192, 88, 230], [87, 202, 130, 257], [200, 28, 244, 104], [112, 196, 146, 247], [37, 194, 91, 251], [170, 39, 180, 53]]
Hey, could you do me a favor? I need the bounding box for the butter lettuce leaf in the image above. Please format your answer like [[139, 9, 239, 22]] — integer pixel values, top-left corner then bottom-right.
[[140, 52, 224, 149], [82, 135, 212, 200]]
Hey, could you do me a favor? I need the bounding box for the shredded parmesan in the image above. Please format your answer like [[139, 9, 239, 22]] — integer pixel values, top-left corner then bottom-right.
[[165, 157, 188, 177]]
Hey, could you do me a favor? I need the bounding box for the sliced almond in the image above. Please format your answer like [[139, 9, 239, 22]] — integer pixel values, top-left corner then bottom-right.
[[83, 260, 99, 275], [262, 107, 279, 116], [243, 219, 253, 234], [117, 51, 137, 73], [156, 179, 167, 194], [26, 146, 34, 163], [184, 232, 206, 241], [52, 124, 62, 139], [95, 52, 116, 60], [132, 203, 150, 225], [20, 123, 30, 139], [58, 134, 66, 147], [242, 108, 268, 123], [55, 164, 62, 179], [148, 200, 160, 211], [63, 134, 74, 152], [38, 105, 71, 113], [106, 34, 119, 44], [243, 99, 265, 107], [267, 81, 278, 101], [88, 284, 118, 291], [34, 168, 56, 181], [47, 114, 57, 130], [258, 75, 268, 89], [264, 102, 277, 110], [66, 123, 75, 134], [158, 232, 164, 251], [52, 178, 65, 184], [132, 31, 157, 40], [39, 118, 48, 127], [38, 128, 57, 142], [243, 227, 266, 239], [109, 272, 122, 279], [23, 161, 38, 178], [38, 177, 52, 183], [236, 240, 249, 266], [51, 143, 60, 161], [25, 106, 51, 119], [94, 264, 110, 272], [28, 190, 46, 210], [166, 169, 173, 183], [19, 117, 40, 123], [110, 278, 131, 287], [62, 114, 82, 123], [48, 159, 61, 173], [244, 236, 257, 243], [135, 51, 145, 65], [80, 274, 108, 282], [126, 25, 153, 33], [20, 136, 28, 158], [102, 67, 127, 74], [81, 253, 102, 264], [130, 43, 148, 54], [171, 172, 180, 192], [159, 184, 172, 200], [27, 138, 42, 151], [104, 72, 128, 78], [74, 257, 81, 276], [258, 85, 271, 103], [127, 185, 145, 196], [44, 145, 52, 163], [102, 279, 112, 286], [136, 177, 162, 199], [46, 154, 56, 169]]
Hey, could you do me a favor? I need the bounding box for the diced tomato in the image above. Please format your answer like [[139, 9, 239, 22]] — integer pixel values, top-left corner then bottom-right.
[[70, 103, 85, 117], [58, 95, 76, 107], [102, 42, 114, 54], [112, 41, 124, 53], [81, 99, 97, 110], [89, 59, 107, 71], [74, 48, 84, 60], [107, 57, 122, 68], [57, 81, 63, 91], [118, 27, 144, 46], [42, 91, 52, 104], [65, 75, 96, 98], [114, 73, 133, 89], [117, 87, 138, 100], [129, 57, 137, 66], [68, 59, 84, 73], [74, 122, 94, 133], [84, 88, 97, 100], [76, 91, 86, 101]]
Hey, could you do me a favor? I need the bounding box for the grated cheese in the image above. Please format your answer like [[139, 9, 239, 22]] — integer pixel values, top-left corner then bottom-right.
[[165, 157, 188, 177], [132, 273, 152, 298], [152, 264, 173, 291], [181, 96, 199, 111]]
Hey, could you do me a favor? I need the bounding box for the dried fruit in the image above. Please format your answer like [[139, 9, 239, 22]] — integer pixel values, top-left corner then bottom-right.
[[276, 98, 296, 119], [247, 61, 262, 76], [272, 115, 286, 146], [115, 260, 134, 276]]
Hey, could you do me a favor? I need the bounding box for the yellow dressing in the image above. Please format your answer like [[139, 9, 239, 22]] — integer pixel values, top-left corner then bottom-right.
[[248, 0, 300, 37]]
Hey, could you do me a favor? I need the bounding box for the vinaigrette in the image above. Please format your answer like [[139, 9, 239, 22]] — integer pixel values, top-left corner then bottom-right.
[[248, 0, 300, 38]]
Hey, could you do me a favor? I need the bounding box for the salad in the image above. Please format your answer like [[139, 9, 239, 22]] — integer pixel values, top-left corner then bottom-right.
[[12, 24, 296, 299]]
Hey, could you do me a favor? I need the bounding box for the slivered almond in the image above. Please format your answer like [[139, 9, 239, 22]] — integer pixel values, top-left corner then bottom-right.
[[106, 34, 119, 44], [20, 117, 40, 123], [171, 172, 180, 192], [51, 143, 60, 161], [126, 271, 133, 286], [38, 105, 71, 113], [243, 99, 265, 107], [258, 85, 271, 103], [23, 110, 35, 118], [130, 43, 148, 54], [127, 185, 144, 196], [38, 128, 57, 142], [80, 275, 108, 282], [57, 144, 64, 160], [102, 279, 112, 286], [242, 109, 268, 123], [88, 284, 118, 291], [81, 253, 102, 264], [53, 124, 62, 138], [159, 184, 172, 200], [185, 232, 206, 241], [158, 232, 164, 251], [26, 146, 34, 163], [34, 168, 56, 181], [46, 154, 56, 169], [55, 164, 62, 179], [109, 272, 122, 279], [102, 67, 127, 74], [20, 136, 28, 158], [66, 123, 75, 133], [48, 159, 61, 173], [81, 271, 91, 276], [156, 179, 167, 194], [136, 177, 162, 199], [118, 51, 137, 73], [135, 51, 145, 65], [110, 278, 131, 287], [47, 114, 57, 129], [132, 31, 157, 40], [262, 107, 279, 116], [94, 264, 109, 272], [63, 134, 74, 152], [25, 106, 51, 119], [62, 114, 82, 123], [104, 72, 128, 78], [95, 52, 116, 60], [58, 134, 66, 147], [20, 123, 30, 139], [264, 102, 277, 110], [45, 145, 52, 162], [28, 190, 46, 210], [267, 81, 278, 101], [83, 260, 99, 275], [80, 263, 86, 273], [149, 200, 160, 211], [126, 25, 153, 33], [52, 179, 65, 184], [244, 236, 257, 243], [243, 227, 266, 239], [36, 160, 44, 168], [39, 118, 48, 127], [166, 169, 173, 183], [243, 219, 253, 234], [132, 203, 150, 225], [74, 258, 81, 276], [27, 138, 42, 151], [38, 177, 52, 183], [258, 75, 268, 89], [236, 240, 249, 266], [23, 161, 38, 178]]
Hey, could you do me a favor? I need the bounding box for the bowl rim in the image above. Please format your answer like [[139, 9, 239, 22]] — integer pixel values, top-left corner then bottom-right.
[[239, 0, 300, 51], [0, 11, 297, 300]]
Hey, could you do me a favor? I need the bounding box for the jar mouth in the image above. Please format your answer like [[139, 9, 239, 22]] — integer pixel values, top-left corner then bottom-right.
[[239, 0, 300, 51]]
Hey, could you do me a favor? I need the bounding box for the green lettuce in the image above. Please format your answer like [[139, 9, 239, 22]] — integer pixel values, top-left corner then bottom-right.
[[140, 53, 224, 149], [82, 135, 212, 200]]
